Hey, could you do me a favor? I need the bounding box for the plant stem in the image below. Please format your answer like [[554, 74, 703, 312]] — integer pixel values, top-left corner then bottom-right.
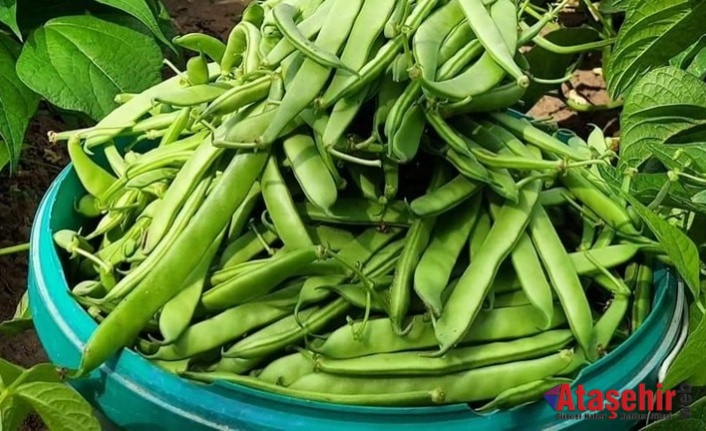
[[0, 243, 30, 257]]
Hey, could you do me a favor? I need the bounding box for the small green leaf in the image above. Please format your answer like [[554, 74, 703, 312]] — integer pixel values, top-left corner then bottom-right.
[[0, 0, 21, 39], [605, 0, 706, 98], [0, 292, 34, 335], [16, 15, 162, 121], [0, 33, 39, 171], [94, 0, 173, 49], [670, 35, 706, 70], [16, 382, 101, 431], [621, 192, 701, 300], [621, 67, 706, 168]]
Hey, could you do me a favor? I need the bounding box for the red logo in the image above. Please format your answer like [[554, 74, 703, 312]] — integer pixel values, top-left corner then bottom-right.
[[545, 383, 685, 421]]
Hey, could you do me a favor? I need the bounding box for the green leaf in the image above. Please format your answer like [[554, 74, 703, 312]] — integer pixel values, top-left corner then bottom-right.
[[605, 0, 706, 98], [670, 35, 706, 70], [641, 386, 706, 429], [94, 0, 173, 49], [0, 0, 20, 39], [0, 396, 31, 431], [620, 192, 701, 300], [16, 15, 162, 121], [0, 141, 8, 173], [0, 291, 33, 335], [686, 47, 706, 80], [522, 27, 600, 107], [0, 33, 39, 171], [0, 362, 58, 431], [0, 359, 23, 389], [665, 302, 706, 389], [16, 382, 101, 431], [621, 67, 706, 168]]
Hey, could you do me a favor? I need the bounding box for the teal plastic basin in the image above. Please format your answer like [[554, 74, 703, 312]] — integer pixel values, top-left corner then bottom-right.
[[28, 163, 686, 431]]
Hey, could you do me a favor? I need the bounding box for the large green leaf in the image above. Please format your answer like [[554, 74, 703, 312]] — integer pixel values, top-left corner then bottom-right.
[[16, 15, 162, 121], [620, 67, 706, 168], [0, 0, 20, 39], [0, 33, 39, 171], [16, 382, 101, 431], [621, 193, 701, 300], [94, 0, 173, 49], [641, 394, 706, 430], [605, 0, 706, 98]]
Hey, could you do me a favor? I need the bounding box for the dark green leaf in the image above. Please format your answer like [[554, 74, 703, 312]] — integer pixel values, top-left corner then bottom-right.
[[522, 27, 601, 107], [16, 0, 94, 32], [620, 192, 701, 299], [670, 35, 706, 70], [94, 0, 173, 49], [0, 32, 39, 171], [686, 47, 706, 80], [605, 0, 706, 98], [0, 0, 21, 39], [16, 382, 101, 431], [16, 15, 162, 120], [621, 67, 706, 168], [0, 141, 9, 172], [642, 384, 706, 428]]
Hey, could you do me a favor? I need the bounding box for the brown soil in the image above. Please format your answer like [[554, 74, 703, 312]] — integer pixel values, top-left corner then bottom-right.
[[0, 1, 616, 430]]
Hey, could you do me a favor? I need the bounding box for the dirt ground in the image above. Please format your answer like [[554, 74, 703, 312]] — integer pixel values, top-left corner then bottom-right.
[[0, 1, 616, 429]]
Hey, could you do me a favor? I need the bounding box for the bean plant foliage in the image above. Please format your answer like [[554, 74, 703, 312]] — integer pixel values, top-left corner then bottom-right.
[[0, 0, 176, 173], [0, 294, 101, 430], [602, 0, 706, 403]]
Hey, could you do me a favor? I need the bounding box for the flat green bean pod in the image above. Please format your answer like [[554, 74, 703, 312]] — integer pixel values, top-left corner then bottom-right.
[[315, 329, 575, 376]]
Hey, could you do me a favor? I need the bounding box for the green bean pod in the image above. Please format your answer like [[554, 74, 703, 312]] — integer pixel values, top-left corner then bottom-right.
[[272, 3, 356, 73], [528, 206, 597, 361], [173, 34, 226, 63], [291, 349, 576, 403], [283, 134, 338, 211], [260, 0, 364, 145], [310, 303, 567, 359], [183, 372, 443, 406], [202, 246, 322, 312], [435, 180, 542, 355], [146, 284, 302, 361], [257, 352, 316, 386], [73, 149, 270, 377], [157, 229, 224, 345], [222, 298, 350, 359], [261, 156, 314, 249], [459, 0, 529, 88], [414, 194, 481, 316], [476, 378, 573, 413], [296, 199, 414, 227], [316, 329, 574, 376], [631, 263, 653, 332]]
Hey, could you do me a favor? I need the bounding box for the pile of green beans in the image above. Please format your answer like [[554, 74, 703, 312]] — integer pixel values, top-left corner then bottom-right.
[[52, 0, 661, 412]]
